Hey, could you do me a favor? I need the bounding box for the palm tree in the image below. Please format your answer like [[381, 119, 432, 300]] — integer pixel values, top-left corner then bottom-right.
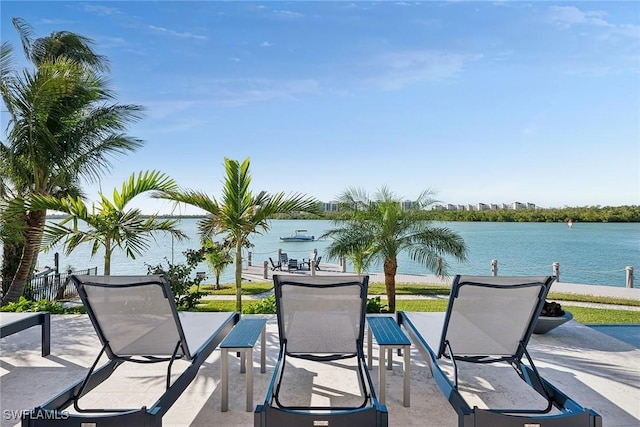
[[25, 171, 187, 275], [322, 186, 468, 312], [12, 18, 108, 71], [158, 157, 320, 312], [0, 20, 143, 305]]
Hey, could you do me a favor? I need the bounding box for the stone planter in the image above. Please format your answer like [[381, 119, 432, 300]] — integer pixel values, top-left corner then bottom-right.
[[534, 311, 573, 334]]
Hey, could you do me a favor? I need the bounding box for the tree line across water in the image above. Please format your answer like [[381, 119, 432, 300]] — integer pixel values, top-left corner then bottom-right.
[[279, 205, 640, 223]]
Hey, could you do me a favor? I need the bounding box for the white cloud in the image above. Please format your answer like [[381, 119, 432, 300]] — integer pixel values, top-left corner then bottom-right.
[[273, 10, 304, 19], [548, 6, 608, 27], [260, 41, 272, 47], [368, 50, 481, 90], [547, 5, 640, 39], [83, 4, 121, 16], [147, 25, 207, 41], [141, 100, 199, 120], [206, 78, 321, 106], [97, 36, 127, 49]]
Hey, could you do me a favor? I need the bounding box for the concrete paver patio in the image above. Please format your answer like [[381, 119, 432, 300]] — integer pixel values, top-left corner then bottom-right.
[[1, 313, 639, 427]]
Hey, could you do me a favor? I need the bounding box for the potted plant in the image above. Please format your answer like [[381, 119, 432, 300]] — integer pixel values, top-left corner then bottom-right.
[[534, 300, 573, 334]]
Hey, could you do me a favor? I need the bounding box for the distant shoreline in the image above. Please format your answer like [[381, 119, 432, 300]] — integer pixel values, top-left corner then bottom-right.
[[44, 215, 640, 223]]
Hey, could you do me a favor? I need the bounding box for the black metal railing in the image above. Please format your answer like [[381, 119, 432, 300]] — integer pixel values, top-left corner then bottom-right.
[[24, 267, 98, 301]]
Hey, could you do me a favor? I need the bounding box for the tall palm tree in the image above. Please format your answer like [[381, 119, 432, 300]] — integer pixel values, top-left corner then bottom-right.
[[12, 18, 108, 72], [25, 171, 187, 275], [322, 186, 468, 312], [158, 157, 320, 312], [0, 20, 143, 304]]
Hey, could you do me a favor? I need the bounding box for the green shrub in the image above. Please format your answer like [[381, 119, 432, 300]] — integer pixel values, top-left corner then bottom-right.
[[366, 296, 388, 313], [242, 294, 388, 314], [243, 294, 277, 314], [146, 250, 204, 310], [0, 296, 84, 314]]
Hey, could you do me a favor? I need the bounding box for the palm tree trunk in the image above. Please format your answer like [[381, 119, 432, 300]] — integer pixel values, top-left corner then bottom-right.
[[1, 241, 23, 296], [383, 257, 398, 313], [1, 209, 46, 305], [235, 241, 243, 313], [104, 240, 112, 275]]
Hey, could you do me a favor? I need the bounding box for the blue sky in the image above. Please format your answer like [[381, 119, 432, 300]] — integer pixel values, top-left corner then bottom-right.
[[2, 1, 639, 215]]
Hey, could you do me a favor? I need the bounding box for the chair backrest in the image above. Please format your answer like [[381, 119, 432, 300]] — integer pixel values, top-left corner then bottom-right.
[[314, 256, 322, 267], [269, 257, 280, 268], [70, 275, 190, 359], [280, 253, 289, 264], [439, 275, 554, 361], [273, 275, 368, 357]]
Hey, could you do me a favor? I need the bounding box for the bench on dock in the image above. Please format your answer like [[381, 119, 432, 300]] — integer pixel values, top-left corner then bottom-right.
[[367, 315, 411, 407], [0, 312, 50, 357], [220, 317, 268, 412]]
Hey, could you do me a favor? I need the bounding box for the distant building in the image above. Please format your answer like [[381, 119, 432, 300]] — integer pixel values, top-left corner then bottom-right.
[[323, 201, 338, 212], [434, 201, 541, 211], [401, 200, 413, 210]]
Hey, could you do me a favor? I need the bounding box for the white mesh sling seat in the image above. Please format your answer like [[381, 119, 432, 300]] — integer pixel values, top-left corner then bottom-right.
[[254, 275, 388, 427], [22, 275, 238, 427], [398, 275, 602, 427]]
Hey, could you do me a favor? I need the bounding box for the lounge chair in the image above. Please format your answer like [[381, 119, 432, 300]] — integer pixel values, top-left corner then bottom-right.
[[280, 252, 289, 266], [398, 275, 602, 427], [22, 275, 238, 427], [255, 274, 387, 427], [287, 259, 298, 271], [0, 312, 50, 356], [313, 256, 322, 271], [269, 257, 282, 271]]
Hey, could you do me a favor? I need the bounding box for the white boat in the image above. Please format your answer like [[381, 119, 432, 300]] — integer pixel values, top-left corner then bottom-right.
[[279, 230, 315, 242]]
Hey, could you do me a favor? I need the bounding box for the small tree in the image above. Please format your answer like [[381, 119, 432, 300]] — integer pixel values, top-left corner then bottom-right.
[[146, 249, 204, 310], [25, 171, 187, 275], [322, 186, 468, 313], [202, 237, 232, 290]]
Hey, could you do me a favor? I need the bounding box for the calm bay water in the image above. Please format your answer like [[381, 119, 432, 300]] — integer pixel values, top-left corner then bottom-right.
[[38, 219, 639, 287]]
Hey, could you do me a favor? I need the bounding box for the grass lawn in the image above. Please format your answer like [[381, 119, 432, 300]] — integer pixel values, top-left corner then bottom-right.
[[199, 283, 271, 295], [196, 295, 640, 324], [202, 281, 639, 305]]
